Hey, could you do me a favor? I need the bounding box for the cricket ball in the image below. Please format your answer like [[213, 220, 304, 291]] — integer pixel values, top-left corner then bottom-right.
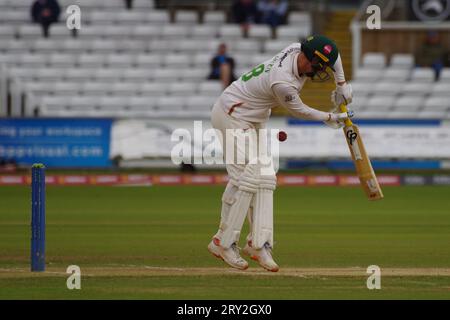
[[277, 131, 287, 142]]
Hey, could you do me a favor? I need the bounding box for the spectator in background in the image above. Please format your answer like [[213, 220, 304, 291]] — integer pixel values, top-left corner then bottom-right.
[[232, 0, 259, 38], [124, 0, 133, 10], [208, 43, 237, 88], [31, 0, 61, 38], [415, 31, 446, 80], [257, 0, 288, 38]]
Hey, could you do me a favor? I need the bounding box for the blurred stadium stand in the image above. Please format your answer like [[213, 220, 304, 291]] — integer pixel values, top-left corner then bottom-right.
[[0, 0, 313, 118], [0, 0, 449, 120]]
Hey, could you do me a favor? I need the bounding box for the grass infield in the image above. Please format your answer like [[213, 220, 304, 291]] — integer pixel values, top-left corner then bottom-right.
[[1, 185, 449, 299]]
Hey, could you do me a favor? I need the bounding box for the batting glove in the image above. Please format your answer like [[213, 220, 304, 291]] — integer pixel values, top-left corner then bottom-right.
[[331, 82, 353, 106]]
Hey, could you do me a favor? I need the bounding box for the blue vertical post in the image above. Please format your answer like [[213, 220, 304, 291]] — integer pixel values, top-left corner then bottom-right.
[[31, 163, 45, 272]]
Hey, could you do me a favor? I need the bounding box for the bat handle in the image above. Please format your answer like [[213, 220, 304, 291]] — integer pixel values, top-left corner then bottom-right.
[[339, 103, 353, 127]]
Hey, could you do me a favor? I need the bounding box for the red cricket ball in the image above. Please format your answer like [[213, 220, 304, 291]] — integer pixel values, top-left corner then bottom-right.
[[277, 131, 287, 142]]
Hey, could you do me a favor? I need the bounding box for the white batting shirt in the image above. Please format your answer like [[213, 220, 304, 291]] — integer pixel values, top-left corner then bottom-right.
[[217, 42, 346, 123]]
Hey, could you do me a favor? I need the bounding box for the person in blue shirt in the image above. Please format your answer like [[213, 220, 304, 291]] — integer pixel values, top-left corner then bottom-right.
[[208, 43, 237, 88]]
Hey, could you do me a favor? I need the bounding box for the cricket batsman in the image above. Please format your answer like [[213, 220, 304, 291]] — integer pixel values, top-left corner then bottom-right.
[[207, 35, 354, 272]]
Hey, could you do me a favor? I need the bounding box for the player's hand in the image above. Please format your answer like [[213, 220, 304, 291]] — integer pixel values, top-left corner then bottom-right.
[[331, 82, 353, 106], [325, 110, 354, 128]]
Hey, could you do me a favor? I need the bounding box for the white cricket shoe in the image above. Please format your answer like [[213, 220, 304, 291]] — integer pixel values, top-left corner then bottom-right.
[[243, 241, 279, 272], [208, 238, 249, 270]]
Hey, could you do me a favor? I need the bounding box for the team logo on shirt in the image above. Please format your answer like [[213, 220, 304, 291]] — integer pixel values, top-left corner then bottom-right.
[[323, 45, 332, 55], [285, 95, 296, 102]]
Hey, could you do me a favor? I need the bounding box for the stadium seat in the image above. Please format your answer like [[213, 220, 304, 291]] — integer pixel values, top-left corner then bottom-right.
[[219, 25, 242, 39], [40, 96, 72, 116], [288, 11, 311, 24], [186, 96, 216, 111], [192, 53, 212, 67], [251, 53, 273, 65], [106, 54, 134, 68], [175, 10, 198, 24], [81, 82, 112, 95], [198, 81, 223, 96], [0, 10, 29, 24], [132, 25, 161, 40], [191, 25, 219, 38], [155, 96, 185, 110], [18, 54, 47, 67], [90, 40, 119, 53], [128, 96, 155, 110], [139, 82, 168, 96], [61, 39, 91, 54], [0, 25, 16, 39], [32, 39, 63, 53], [63, 68, 93, 81], [362, 52, 386, 68], [203, 11, 226, 25], [49, 24, 73, 38], [354, 68, 383, 81], [431, 82, 450, 97], [135, 54, 162, 67], [69, 96, 101, 110], [234, 53, 257, 68], [168, 83, 197, 96], [119, 40, 148, 53], [78, 26, 106, 39], [382, 68, 410, 81], [277, 26, 310, 41], [1, 40, 30, 53], [78, 54, 105, 67], [423, 97, 450, 111], [410, 68, 435, 83], [36, 68, 65, 81], [99, 97, 130, 116], [94, 69, 125, 82], [134, 0, 155, 8], [116, 11, 149, 25], [161, 25, 190, 39], [367, 96, 395, 110], [352, 82, 375, 97], [163, 54, 192, 67], [122, 69, 152, 81], [173, 39, 219, 53], [152, 69, 180, 82], [393, 96, 424, 111], [401, 82, 432, 97], [149, 40, 172, 53], [263, 40, 287, 54], [111, 82, 140, 96], [248, 25, 272, 39], [17, 25, 42, 39], [86, 11, 118, 24], [438, 68, 450, 82], [390, 54, 414, 69], [53, 82, 82, 95], [0, 53, 17, 65], [180, 68, 209, 81], [146, 10, 170, 24], [231, 40, 261, 53]]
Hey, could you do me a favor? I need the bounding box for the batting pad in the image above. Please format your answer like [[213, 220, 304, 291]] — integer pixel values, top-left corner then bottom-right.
[[251, 174, 277, 249], [220, 164, 258, 248]]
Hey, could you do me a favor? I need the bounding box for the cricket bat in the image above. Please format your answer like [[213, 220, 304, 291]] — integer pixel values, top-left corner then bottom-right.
[[339, 103, 384, 200]]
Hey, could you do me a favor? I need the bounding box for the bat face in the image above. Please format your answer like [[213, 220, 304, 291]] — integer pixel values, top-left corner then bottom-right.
[[343, 125, 384, 201]]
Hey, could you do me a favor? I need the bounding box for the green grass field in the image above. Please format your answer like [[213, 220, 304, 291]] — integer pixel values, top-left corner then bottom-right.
[[1, 185, 450, 299]]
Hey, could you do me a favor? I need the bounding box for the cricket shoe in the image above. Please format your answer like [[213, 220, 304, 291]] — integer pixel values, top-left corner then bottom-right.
[[243, 241, 279, 272], [207, 238, 249, 270]]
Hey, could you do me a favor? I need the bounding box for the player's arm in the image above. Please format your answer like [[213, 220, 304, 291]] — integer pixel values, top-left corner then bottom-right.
[[331, 54, 353, 105], [272, 83, 349, 122]]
